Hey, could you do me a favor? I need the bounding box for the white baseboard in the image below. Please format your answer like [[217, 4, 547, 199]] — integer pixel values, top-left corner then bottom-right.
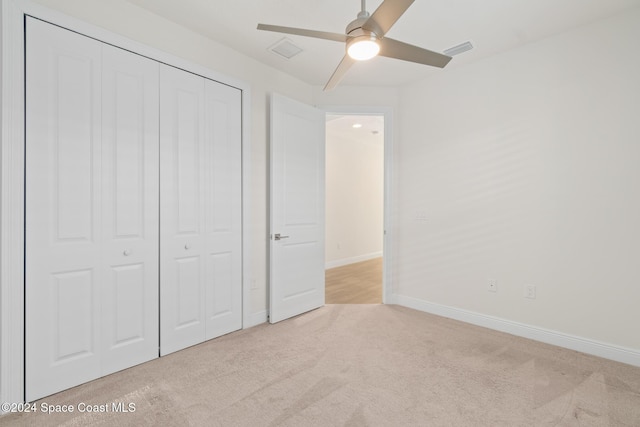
[[325, 251, 382, 270], [393, 294, 640, 368], [244, 310, 268, 329]]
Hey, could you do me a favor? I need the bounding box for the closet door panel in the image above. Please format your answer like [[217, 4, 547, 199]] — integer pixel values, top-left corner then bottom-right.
[[160, 65, 207, 355], [204, 81, 243, 339], [101, 44, 160, 374], [25, 18, 103, 401]]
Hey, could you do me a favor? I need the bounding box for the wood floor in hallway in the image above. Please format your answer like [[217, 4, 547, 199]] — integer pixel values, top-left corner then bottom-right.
[[325, 257, 382, 304]]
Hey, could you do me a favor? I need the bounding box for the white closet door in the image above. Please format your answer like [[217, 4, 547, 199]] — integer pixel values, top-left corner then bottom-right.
[[26, 18, 160, 401], [160, 67, 243, 354], [204, 80, 242, 339], [25, 18, 103, 401], [101, 45, 160, 375], [160, 65, 207, 355]]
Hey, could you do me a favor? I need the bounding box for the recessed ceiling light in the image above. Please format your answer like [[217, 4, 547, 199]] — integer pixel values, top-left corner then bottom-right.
[[352, 123, 362, 129]]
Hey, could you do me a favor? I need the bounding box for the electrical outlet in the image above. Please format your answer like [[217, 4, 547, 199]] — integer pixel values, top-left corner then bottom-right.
[[250, 279, 258, 290], [525, 284, 536, 299], [487, 279, 497, 292]]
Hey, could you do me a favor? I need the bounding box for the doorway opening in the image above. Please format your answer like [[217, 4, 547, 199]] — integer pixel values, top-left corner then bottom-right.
[[325, 114, 385, 304]]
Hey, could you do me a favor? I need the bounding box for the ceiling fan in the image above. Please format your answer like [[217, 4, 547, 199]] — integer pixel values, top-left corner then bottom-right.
[[257, 0, 452, 91]]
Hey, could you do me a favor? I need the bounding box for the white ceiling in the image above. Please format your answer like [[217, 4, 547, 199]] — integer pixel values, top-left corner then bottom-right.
[[126, 0, 640, 88], [327, 115, 384, 145]]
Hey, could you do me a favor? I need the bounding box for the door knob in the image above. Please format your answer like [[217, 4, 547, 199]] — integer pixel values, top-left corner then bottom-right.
[[185, 244, 191, 250], [123, 249, 131, 256], [274, 233, 290, 241]]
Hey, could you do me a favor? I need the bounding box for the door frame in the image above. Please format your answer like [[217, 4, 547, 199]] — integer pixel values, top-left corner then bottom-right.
[[321, 106, 394, 305], [0, 0, 252, 405]]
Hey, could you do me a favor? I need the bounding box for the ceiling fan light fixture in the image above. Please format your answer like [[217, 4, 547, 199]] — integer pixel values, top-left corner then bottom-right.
[[347, 35, 380, 61], [258, 0, 453, 91]]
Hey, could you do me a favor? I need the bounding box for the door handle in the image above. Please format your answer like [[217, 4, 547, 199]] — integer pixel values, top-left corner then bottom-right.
[[274, 233, 290, 241]]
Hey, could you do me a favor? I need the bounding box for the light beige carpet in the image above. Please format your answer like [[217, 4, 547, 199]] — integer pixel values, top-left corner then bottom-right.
[[3, 304, 640, 426]]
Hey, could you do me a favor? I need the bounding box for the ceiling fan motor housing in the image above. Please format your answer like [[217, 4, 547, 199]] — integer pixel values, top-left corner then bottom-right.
[[346, 14, 379, 44], [346, 30, 378, 49], [346, 14, 371, 35]]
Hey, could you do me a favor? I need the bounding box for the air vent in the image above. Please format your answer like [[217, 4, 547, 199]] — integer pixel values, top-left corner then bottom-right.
[[268, 38, 303, 60], [443, 41, 474, 57]]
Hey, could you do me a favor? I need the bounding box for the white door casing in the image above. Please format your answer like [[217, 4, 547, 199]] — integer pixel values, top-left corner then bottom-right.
[[269, 94, 326, 324], [25, 18, 160, 400]]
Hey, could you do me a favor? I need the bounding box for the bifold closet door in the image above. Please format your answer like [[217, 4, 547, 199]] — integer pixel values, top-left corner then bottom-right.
[[159, 66, 207, 355], [26, 17, 102, 402], [203, 80, 242, 340], [160, 66, 242, 356], [25, 18, 160, 401], [100, 42, 160, 376]]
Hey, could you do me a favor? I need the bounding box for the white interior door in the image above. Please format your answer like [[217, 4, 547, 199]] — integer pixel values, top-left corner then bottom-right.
[[160, 66, 243, 355], [203, 80, 243, 340], [25, 18, 160, 400], [26, 17, 103, 401], [269, 94, 326, 323], [160, 65, 207, 355], [100, 44, 160, 375]]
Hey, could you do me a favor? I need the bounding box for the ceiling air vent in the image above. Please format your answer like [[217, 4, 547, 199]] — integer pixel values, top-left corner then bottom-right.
[[443, 41, 474, 57], [268, 38, 303, 60]]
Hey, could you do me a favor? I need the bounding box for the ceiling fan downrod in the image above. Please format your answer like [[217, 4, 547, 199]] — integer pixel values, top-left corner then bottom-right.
[[358, 0, 370, 19]]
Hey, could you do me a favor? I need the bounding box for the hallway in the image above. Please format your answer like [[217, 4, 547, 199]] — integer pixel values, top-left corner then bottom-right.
[[325, 257, 382, 304]]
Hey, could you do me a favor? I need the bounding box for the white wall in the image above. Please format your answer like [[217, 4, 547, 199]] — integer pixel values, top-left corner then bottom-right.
[[395, 7, 640, 355], [325, 119, 384, 268], [29, 0, 315, 318], [312, 85, 400, 109]]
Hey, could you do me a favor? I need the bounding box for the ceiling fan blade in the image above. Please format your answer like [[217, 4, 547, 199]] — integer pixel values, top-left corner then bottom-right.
[[324, 55, 356, 91], [362, 0, 415, 38], [257, 24, 348, 43], [378, 37, 452, 68]]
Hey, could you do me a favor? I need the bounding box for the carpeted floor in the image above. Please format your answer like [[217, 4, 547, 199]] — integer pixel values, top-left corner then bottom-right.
[[3, 304, 640, 426]]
